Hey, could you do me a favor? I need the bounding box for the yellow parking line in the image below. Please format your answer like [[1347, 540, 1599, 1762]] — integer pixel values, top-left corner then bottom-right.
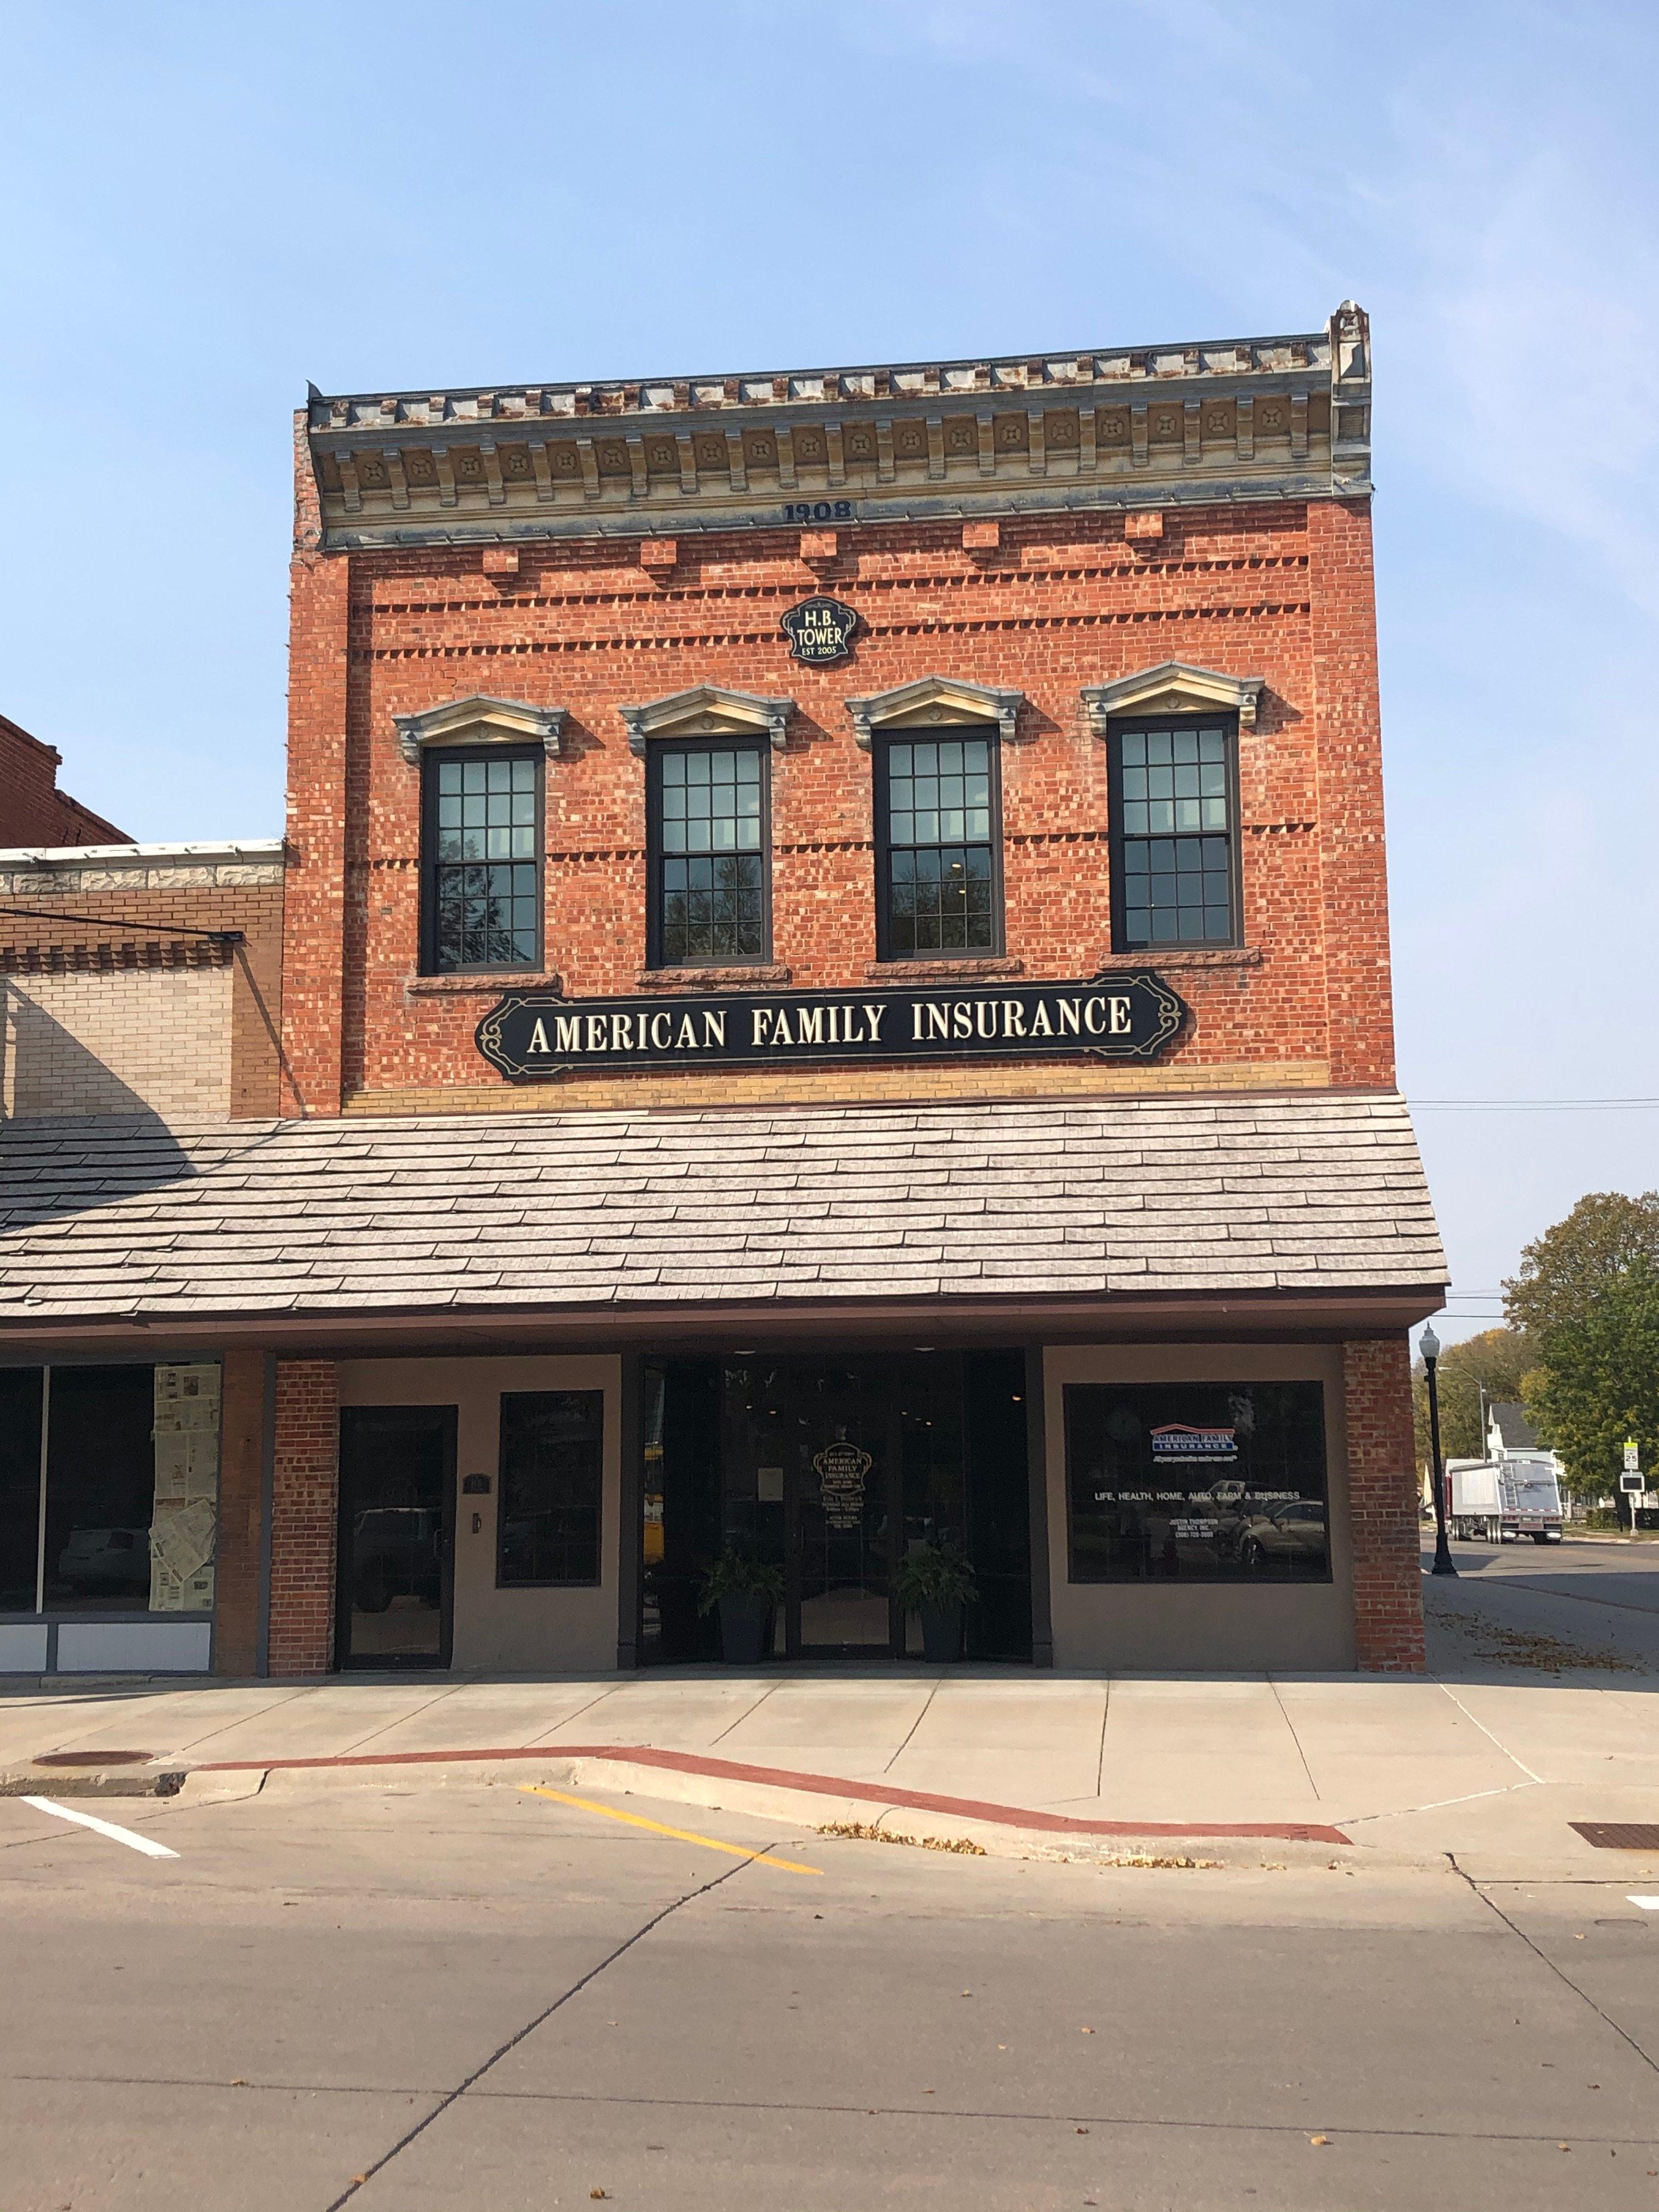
[[521, 1785, 822, 1876]]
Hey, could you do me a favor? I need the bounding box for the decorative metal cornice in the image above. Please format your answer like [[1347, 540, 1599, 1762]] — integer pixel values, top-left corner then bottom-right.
[[392, 695, 568, 766], [844, 675, 1025, 749], [1081, 662, 1265, 732], [618, 685, 795, 757], [304, 304, 1373, 552]]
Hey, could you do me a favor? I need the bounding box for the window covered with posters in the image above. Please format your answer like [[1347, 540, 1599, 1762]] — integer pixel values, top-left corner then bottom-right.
[[0, 1363, 221, 1617], [1065, 1380, 1329, 1583]]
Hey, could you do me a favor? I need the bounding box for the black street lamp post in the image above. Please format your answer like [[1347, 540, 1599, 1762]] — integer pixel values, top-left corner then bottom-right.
[[1420, 1323, 1458, 1578]]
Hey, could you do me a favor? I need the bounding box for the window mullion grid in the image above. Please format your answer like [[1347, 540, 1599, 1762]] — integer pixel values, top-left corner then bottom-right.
[[882, 731, 998, 958], [653, 743, 765, 966]]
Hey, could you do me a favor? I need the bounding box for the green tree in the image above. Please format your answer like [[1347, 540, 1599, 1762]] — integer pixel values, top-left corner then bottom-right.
[[1503, 1192, 1659, 1500], [1411, 1327, 1534, 1471]]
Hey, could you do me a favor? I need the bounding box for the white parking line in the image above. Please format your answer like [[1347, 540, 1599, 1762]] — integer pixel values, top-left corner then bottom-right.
[[20, 1797, 179, 1859], [1629, 1895, 1659, 1911]]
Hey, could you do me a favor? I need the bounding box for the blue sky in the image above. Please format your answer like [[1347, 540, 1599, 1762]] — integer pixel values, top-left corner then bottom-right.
[[3, 1, 1656, 1338]]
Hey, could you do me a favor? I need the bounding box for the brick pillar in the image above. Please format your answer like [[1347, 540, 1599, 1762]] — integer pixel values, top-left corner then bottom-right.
[[279, 405, 352, 1119], [1308, 495, 1397, 1090], [1344, 1335, 1425, 1672], [213, 1350, 267, 1675], [268, 1358, 339, 1678]]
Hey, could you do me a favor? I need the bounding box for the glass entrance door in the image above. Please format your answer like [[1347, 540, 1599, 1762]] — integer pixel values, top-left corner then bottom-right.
[[336, 1406, 455, 1669], [787, 1366, 895, 1656]]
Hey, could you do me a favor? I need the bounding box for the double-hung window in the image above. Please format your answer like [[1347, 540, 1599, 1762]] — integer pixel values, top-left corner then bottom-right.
[[421, 747, 543, 973], [874, 730, 1002, 959], [1108, 719, 1239, 949], [647, 742, 769, 966]]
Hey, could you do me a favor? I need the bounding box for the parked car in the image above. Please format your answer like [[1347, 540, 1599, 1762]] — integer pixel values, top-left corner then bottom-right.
[[349, 1506, 442, 1613], [55, 1526, 151, 1599], [1239, 1500, 1328, 1573]]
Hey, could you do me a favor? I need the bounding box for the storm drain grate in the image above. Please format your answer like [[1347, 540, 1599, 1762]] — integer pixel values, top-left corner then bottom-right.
[[1571, 1822, 1659, 1850], [32, 1751, 154, 1769]]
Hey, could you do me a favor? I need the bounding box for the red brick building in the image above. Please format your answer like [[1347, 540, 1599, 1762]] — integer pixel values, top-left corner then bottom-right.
[[0, 304, 1443, 1680], [0, 713, 127, 849]]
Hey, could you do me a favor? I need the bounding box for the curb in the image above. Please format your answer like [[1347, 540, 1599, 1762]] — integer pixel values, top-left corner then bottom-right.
[[187, 1742, 1351, 1846], [1, 1769, 186, 1800]]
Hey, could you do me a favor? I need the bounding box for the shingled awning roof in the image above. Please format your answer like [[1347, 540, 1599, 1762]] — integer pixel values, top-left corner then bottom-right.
[[0, 1092, 1446, 1347]]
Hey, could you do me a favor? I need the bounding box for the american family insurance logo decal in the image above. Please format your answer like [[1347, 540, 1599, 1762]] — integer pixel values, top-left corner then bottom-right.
[[1149, 1424, 1240, 1463], [475, 972, 1187, 1080]]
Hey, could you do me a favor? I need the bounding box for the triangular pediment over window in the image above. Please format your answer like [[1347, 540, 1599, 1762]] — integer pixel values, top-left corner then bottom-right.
[[618, 685, 795, 756], [393, 695, 568, 765], [843, 674, 1025, 748], [1080, 661, 1264, 732]]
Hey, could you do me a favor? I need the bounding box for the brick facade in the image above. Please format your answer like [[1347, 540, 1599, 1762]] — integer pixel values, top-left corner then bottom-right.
[[267, 1358, 339, 1678], [280, 502, 1395, 1116], [1343, 1335, 1427, 1673], [0, 850, 285, 1118], [0, 713, 127, 848]]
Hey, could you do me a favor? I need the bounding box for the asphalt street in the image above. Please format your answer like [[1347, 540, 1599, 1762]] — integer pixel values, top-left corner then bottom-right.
[[5, 1757, 1659, 2212], [1424, 1533, 1659, 1676]]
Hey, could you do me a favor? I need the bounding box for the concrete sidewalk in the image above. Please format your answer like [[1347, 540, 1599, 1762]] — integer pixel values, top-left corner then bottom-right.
[[5, 1655, 1659, 1876], [8, 1543, 1659, 1871]]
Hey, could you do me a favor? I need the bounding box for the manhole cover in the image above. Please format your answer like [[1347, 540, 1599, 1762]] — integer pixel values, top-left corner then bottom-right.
[[32, 1750, 154, 1769], [1571, 1822, 1659, 1850]]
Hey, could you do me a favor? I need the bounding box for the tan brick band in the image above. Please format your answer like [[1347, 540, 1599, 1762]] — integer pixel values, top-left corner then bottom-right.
[[342, 1058, 1333, 1118]]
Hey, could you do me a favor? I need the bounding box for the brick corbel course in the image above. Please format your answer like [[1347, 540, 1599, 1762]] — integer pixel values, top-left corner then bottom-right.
[[1344, 1335, 1425, 1673], [267, 1359, 340, 1678]]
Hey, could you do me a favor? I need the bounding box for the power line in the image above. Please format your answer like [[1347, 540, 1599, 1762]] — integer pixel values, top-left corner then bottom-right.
[[1413, 1097, 1659, 1111]]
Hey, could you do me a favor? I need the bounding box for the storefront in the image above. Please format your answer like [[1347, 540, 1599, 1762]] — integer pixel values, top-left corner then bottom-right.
[[0, 302, 1445, 1679]]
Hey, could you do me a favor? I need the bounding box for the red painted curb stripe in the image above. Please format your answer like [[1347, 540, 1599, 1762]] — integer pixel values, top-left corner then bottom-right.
[[191, 1742, 1350, 1845]]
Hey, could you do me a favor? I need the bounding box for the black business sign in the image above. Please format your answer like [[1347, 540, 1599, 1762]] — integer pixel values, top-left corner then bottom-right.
[[475, 970, 1187, 1081], [780, 595, 860, 664]]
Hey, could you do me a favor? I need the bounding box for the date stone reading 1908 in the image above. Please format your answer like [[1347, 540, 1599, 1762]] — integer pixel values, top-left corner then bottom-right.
[[780, 595, 860, 665]]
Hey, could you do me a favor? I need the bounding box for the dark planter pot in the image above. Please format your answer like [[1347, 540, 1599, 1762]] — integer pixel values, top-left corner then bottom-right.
[[919, 1603, 964, 1663], [718, 1593, 772, 1666]]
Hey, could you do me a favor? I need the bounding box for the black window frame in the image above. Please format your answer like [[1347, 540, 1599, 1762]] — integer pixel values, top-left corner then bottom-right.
[[1107, 713, 1243, 953], [644, 736, 773, 969], [419, 742, 545, 977], [872, 723, 1005, 963], [496, 1388, 606, 1590]]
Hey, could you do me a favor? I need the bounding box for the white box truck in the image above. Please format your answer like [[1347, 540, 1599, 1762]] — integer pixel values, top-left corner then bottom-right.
[[1447, 1459, 1503, 1542], [1447, 1457, 1564, 1542]]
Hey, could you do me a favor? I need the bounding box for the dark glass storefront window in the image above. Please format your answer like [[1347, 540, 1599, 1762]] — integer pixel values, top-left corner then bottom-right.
[[0, 1369, 44, 1611], [639, 1353, 1032, 1664], [43, 1367, 160, 1611], [1065, 1380, 1329, 1583], [498, 1391, 604, 1586], [3, 1363, 222, 1620]]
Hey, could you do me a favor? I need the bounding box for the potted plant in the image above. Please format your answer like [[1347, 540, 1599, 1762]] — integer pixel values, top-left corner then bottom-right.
[[894, 1543, 976, 1663], [698, 1549, 784, 1666]]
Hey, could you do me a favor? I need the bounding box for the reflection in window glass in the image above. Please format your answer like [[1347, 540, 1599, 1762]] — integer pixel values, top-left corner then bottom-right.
[[430, 753, 540, 970], [882, 736, 997, 955], [655, 747, 765, 962], [498, 1391, 604, 1585], [1065, 1381, 1328, 1584], [1113, 724, 1235, 946], [42, 1367, 157, 1611], [0, 1369, 43, 1611]]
